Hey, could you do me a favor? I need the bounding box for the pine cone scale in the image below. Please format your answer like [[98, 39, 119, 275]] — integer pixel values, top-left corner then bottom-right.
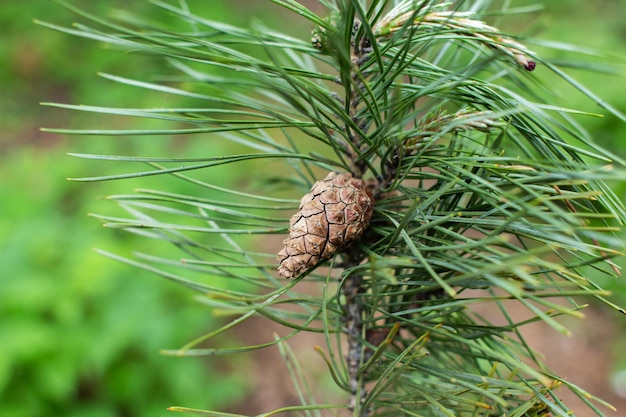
[[299, 198, 324, 217], [328, 223, 345, 245], [325, 203, 347, 223]]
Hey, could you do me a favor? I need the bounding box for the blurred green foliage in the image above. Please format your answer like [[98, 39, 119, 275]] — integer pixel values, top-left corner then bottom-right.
[[0, 147, 246, 417], [542, 0, 626, 319], [1, 1, 251, 416], [1, 1, 624, 416], [538, 0, 626, 156]]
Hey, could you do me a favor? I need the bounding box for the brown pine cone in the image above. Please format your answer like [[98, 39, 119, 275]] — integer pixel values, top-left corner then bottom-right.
[[277, 172, 374, 278]]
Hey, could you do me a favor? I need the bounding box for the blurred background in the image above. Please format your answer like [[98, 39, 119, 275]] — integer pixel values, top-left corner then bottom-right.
[[1, 1, 625, 416]]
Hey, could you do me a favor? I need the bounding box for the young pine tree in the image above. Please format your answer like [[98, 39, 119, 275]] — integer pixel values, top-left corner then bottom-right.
[[42, 1, 626, 416]]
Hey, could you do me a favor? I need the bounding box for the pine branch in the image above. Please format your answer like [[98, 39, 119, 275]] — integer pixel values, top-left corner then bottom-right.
[[41, 1, 626, 416]]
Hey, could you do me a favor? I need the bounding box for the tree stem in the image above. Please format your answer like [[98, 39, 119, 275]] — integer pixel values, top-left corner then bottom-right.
[[341, 17, 376, 416], [343, 272, 367, 415]]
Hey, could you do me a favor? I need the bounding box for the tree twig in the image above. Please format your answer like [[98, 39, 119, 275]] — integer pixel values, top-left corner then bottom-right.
[[342, 271, 367, 414], [342, 18, 375, 416]]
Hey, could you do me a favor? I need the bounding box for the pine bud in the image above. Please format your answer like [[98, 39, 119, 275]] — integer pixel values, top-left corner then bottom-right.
[[277, 172, 374, 278]]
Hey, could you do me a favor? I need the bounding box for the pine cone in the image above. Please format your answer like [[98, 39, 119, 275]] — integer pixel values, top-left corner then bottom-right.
[[277, 172, 374, 278]]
